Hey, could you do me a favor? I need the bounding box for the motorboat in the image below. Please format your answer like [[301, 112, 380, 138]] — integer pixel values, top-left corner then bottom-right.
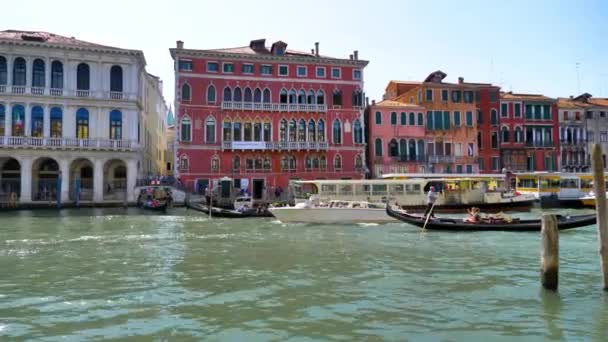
[[269, 198, 396, 224], [137, 186, 173, 211], [386, 204, 596, 231]]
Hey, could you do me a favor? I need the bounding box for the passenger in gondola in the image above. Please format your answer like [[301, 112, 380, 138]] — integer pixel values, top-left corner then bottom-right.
[[424, 186, 438, 218], [466, 207, 481, 223]]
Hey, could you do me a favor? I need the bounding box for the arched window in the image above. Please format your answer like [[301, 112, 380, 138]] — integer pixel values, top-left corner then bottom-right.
[[263, 122, 271, 141], [207, 85, 216, 104], [13, 57, 26, 86], [180, 117, 191, 142], [501, 126, 509, 143], [263, 88, 271, 103], [76, 63, 90, 90], [50, 107, 62, 137], [233, 87, 242, 102], [233, 121, 242, 141], [31, 106, 44, 137], [233, 156, 240, 170], [288, 89, 297, 104], [319, 156, 327, 169], [375, 138, 382, 157], [418, 112, 423, 126], [308, 119, 316, 142], [334, 155, 342, 170], [263, 156, 271, 170], [355, 155, 363, 170], [11, 105, 25, 136], [332, 119, 342, 144], [110, 65, 123, 92], [353, 119, 363, 144], [244, 87, 252, 102], [179, 155, 189, 171], [332, 89, 342, 106], [298, 90, 306, 104], [400, 112, 407, 125], [0, 104, 5, 136], [253, 121, 262, 141], [491, 109, 498, 125], [280, 88, 288, 103], [307, 90, 316, 104], [76, 108, 89, 139], [51, 61, 63, 89], [352, 90, 363, 107], [223, 120, 232, 141], [243, 122, 252, 141], [253, 88, 262, 103], [316, 90, 325, 105], [298, 119, 306, 142], [515, 127, 522, 143], [110, 110, 122, 140], [0, 56, 6, 85], [280, 119, 287, 142], [32, 59, 45, 87], [288, 119, 297, 142], [409, 113, 416, 125], [389, 139, 399, 157], [223, 87, 232, 101], [181, 84, 191, 100], [390, 112, 397, 125], [305, 155, 312, 169], [289, 155, 296, 170], [317, 119, 325, 142], [206, 117, 216, 143], [417, 140, 425, 159], [399, 139, 407, 159]]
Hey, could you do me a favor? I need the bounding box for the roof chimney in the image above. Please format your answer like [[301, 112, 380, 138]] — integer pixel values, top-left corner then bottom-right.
[[311, 49, 315, 54], [458, 77, 464, 84], [314, 42, 319, 56], [349, 54, 353, 60], [176, 40, 184, 49], [354, 50, 359, 60], [372, 99, 376, 105], [365, 96, 370, 106], [570, 95, 574, 99]]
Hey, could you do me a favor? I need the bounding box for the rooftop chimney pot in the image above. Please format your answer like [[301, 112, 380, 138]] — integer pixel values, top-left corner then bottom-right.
[[314, 42, 319, 56], [372, 99, 376, 105], [176, 40, 184, 49], [458, 77, 464, 84], [354, 50, 359, 60], [349, 54, 353, 60]]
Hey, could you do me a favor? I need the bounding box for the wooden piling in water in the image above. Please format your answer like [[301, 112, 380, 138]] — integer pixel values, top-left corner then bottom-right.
[[541, 214, 559, 291], [591, 144, 608, 291]]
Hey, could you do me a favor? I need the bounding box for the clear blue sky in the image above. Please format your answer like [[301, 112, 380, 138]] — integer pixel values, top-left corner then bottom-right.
[[5, 0, 608, 106]]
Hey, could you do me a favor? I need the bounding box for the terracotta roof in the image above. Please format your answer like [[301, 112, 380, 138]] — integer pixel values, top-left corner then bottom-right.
[[500, 92, 555, 102], [0, 30, 120, 49], [556, 97, 591, 109], [372, 100, 423, 109], [211, 45, 325, 58], [589, 98, 608, 107], [388, 80, 422, 85]]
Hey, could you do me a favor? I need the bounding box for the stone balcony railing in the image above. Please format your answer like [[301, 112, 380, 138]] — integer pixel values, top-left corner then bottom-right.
[[0, 85, 136, 101], [428, 155, 456, 163], [221, 101, 328, 113], [222, 141, 329, 151], [0, 136, 140, 151]]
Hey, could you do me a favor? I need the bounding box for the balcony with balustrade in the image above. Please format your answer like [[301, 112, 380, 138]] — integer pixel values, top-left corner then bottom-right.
[[221, 101, 327, 113], [0, 85, 135, 101], [428, 155, 456, 163], [222, 141, 328, 151], [0, 136, 140, 151]]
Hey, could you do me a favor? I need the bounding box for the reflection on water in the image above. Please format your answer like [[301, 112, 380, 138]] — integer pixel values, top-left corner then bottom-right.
[[0, 208, 607, 340]]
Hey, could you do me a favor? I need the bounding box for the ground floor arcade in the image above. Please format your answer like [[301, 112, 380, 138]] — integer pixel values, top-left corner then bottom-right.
[[0, 151, 138, 204]]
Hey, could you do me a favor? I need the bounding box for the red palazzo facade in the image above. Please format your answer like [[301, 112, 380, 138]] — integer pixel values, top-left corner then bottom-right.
[[170, 39, 368, 196]]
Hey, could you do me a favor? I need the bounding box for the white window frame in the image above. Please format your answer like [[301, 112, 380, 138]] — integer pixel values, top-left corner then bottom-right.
[[331, 67, 341, 79], [353, 69, 362, 80], [297, 65, 307, 77], [179, 59, 193, 71], [261, 64, 272, 76], [222, 62, 235, 74], [206, 61, 219, 73], [278, 64, 289, 76], [501, 102, 509, 118], [180, 116, 192, 142], [242, 63, 254, 75], [316, 67, 326, 78]]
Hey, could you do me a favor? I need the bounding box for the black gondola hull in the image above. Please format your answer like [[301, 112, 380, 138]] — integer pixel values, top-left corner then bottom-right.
[[386, 205, 595, 231], [187, 202, 273, 218]]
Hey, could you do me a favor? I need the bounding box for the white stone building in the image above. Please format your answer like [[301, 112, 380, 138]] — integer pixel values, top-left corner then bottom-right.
[[0, 30, 165, 205]]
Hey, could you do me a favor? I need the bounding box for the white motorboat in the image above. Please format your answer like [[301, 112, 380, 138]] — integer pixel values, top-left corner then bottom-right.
[[269, 198, 396, 224]]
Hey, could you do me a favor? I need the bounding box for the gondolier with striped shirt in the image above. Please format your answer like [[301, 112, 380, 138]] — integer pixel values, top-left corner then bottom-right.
[[424, 186, 438, 219]]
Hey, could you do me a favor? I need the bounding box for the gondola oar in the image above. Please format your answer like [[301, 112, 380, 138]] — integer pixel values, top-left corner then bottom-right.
[[422, 201, 437, 230]]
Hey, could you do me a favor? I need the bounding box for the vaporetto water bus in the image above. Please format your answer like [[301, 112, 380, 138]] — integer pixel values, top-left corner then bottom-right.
[[514, 172, 608, 207], [291, 175, 536, 213]]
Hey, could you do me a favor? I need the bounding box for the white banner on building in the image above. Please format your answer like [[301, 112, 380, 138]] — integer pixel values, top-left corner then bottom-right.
[[231, 141, 267, 150]]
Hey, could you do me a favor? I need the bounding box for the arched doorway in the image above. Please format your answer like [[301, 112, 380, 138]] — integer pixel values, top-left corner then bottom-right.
[[104, 159, 127, 200], [32, 158, 59, 201], [1, 158, 21, 199], [69, 158, 94, 201]]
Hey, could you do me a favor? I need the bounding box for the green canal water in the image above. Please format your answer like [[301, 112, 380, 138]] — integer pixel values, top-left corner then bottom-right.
[[1, 208, 607, 341]]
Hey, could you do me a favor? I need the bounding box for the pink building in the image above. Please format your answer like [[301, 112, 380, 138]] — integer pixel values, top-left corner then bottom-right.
[[367, 100, 426, 177], [169, 39, 368, 198]]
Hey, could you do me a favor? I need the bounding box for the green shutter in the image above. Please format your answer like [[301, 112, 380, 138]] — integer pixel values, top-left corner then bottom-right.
[[426, 111, 433, 129], [443, 111, 450, 129], [434, 111, 443, 130], [454, 111, 461, 126]]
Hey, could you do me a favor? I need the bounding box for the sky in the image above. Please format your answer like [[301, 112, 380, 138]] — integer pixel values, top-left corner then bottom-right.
[[5, 0, 608, 107]]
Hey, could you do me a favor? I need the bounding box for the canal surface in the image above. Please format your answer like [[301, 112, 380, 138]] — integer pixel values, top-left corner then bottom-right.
[[1, 208, 607, 341]]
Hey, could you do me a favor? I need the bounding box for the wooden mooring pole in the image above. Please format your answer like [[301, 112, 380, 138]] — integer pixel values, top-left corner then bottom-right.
[[591, 144, 608, 291], [541, 214, 559, 291]]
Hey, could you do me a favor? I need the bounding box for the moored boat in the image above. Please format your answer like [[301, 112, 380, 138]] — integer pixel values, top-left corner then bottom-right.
[[186, 200, 273, 218], [386, 204, 596, 231], [269, 199, 395, 224], [137, 186, 173, 211]]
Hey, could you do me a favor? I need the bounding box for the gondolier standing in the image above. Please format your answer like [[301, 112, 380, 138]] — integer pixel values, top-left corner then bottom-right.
[[424, 186, 439, 218]]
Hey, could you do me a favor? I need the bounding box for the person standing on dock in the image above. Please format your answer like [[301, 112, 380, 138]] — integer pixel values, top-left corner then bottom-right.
[[424, 186, 439, 218]]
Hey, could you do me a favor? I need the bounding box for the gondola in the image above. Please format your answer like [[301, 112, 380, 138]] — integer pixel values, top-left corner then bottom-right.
[[137, 186, 173, 212], [186, 201, 274, 218], [386, 204, 596, 231], [141, 199, 170, 211]]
